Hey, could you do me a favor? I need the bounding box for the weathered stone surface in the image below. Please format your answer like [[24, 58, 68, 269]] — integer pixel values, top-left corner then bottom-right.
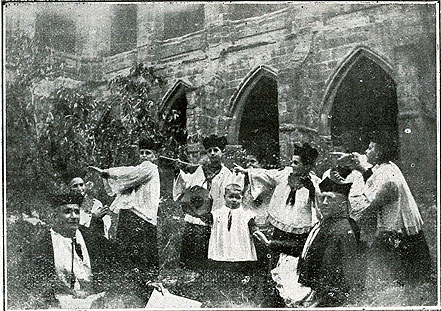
[[6, 3, 437, 198]]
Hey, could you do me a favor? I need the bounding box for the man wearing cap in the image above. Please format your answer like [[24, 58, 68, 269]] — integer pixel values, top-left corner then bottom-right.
[[173, 134, 243, 269], [235, 143, 321, 258], [68, 176, 112, 239], [17, 193, 128, 309], [90, 138, 160, 304], [296, 177, 364, 307], [235, 142, 321, 307]]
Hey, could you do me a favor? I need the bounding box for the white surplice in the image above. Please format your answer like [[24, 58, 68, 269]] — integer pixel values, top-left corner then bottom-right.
[[247, 167, 321, 233], [350, 161, 423, 235], [208, 205, 257, 262], [50, 229, 92, 294], [102, 160, 160, 226]]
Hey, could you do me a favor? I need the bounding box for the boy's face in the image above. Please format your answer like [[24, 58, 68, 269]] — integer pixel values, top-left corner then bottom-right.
[[365, 142, 380, 165], [206, 147, 222, 165], [187, 150, 200, 165], [246, 155, 261, 168], [140, 148, 156, 162], [224, 189, 242, 209], [290, 155, 307, 175], [317, 191, 347, 219], [70, 177, 86, 197]]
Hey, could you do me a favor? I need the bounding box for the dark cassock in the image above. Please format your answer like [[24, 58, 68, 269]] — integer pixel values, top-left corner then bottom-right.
[[297, 177, 364, 307]]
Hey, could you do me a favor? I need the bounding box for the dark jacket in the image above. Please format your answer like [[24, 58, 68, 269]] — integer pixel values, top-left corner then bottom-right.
[[297, 216, 364, 307]]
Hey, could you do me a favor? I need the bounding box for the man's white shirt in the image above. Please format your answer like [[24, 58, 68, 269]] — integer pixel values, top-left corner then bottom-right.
[[50, 229, 92, 293]]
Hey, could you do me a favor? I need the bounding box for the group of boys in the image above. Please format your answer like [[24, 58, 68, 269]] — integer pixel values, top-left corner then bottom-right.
[[17, 133, 433, 308]]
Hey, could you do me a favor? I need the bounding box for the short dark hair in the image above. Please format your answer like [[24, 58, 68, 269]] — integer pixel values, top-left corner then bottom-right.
[[51, 193, 83, 208], [293, 142, 319, 167], [369, 131, 399, 163], [202, 134, 228, 151]]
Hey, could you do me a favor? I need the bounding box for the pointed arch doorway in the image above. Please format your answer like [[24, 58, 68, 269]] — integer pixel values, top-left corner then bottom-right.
[[160, 80, 192, 146], [229, 67, 280, 168], [326, 52, 398, 156]]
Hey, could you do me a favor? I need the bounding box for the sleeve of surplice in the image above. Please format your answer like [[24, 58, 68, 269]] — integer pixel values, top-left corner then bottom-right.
[[247, 168, 285, 200], [172, 169, 197, 201], [347, 171, 367, 214], [102, 161, 156, 196], [350, 172, 398, 222]]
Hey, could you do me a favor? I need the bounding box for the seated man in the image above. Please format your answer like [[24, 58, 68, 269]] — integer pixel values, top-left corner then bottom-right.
[[17, 193, 129, 309], [68, 176, 112, 239], [297, 177, 364, 307]]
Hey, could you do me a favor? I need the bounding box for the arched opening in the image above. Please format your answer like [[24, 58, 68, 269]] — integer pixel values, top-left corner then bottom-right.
[[237, 76, 280, 168], [165, 92, 188, 145], [330, 56, 398, 156], [161, 81, 192, 146]]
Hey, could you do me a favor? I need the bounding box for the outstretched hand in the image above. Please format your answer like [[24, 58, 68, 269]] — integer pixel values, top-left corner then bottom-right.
[[329, 169, 346, 183], [146, 281, 167, 295], [93, 205, 110, 218], [347, 152, 366, 172], [89, 166, 110, 179], [233, 163, 247, 175]]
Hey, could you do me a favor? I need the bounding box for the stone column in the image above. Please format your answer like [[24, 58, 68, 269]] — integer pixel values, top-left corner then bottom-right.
[[394, 44, 435, 199], [137, 3, 164, 64]]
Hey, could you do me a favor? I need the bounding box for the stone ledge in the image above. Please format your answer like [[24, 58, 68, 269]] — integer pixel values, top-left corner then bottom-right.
[[280, 124, 318, 133]]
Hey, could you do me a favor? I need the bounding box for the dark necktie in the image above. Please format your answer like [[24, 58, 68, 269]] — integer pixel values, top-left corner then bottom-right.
[[203, 165, 222, 191], [227, 210, 232, 231], [73, 237, 84, 261], [71, 237, 83, 289], [286, 188, 297, 206]]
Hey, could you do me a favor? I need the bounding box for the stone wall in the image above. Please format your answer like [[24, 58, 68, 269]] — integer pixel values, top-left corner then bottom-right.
[[5, 3, 438, 199], [112, 3, 436, 198]]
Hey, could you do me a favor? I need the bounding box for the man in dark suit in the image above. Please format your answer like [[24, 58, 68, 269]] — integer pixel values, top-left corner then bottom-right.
[[297, 177, 365, 307], [17, 193, 144, 309]]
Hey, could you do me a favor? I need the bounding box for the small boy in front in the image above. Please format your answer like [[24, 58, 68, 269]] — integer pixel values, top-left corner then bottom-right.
[[202, 183, 257, 271]]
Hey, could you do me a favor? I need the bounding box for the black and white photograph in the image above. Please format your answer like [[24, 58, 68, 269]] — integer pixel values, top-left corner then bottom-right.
[[2, 1, 440, 309]]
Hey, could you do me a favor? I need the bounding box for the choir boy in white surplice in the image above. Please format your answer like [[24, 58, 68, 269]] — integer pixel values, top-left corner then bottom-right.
[[235, 142, 321, 307], [91, 138, 160, 305], [205, 183, 257, 264], [173, 135, 243, 269]]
